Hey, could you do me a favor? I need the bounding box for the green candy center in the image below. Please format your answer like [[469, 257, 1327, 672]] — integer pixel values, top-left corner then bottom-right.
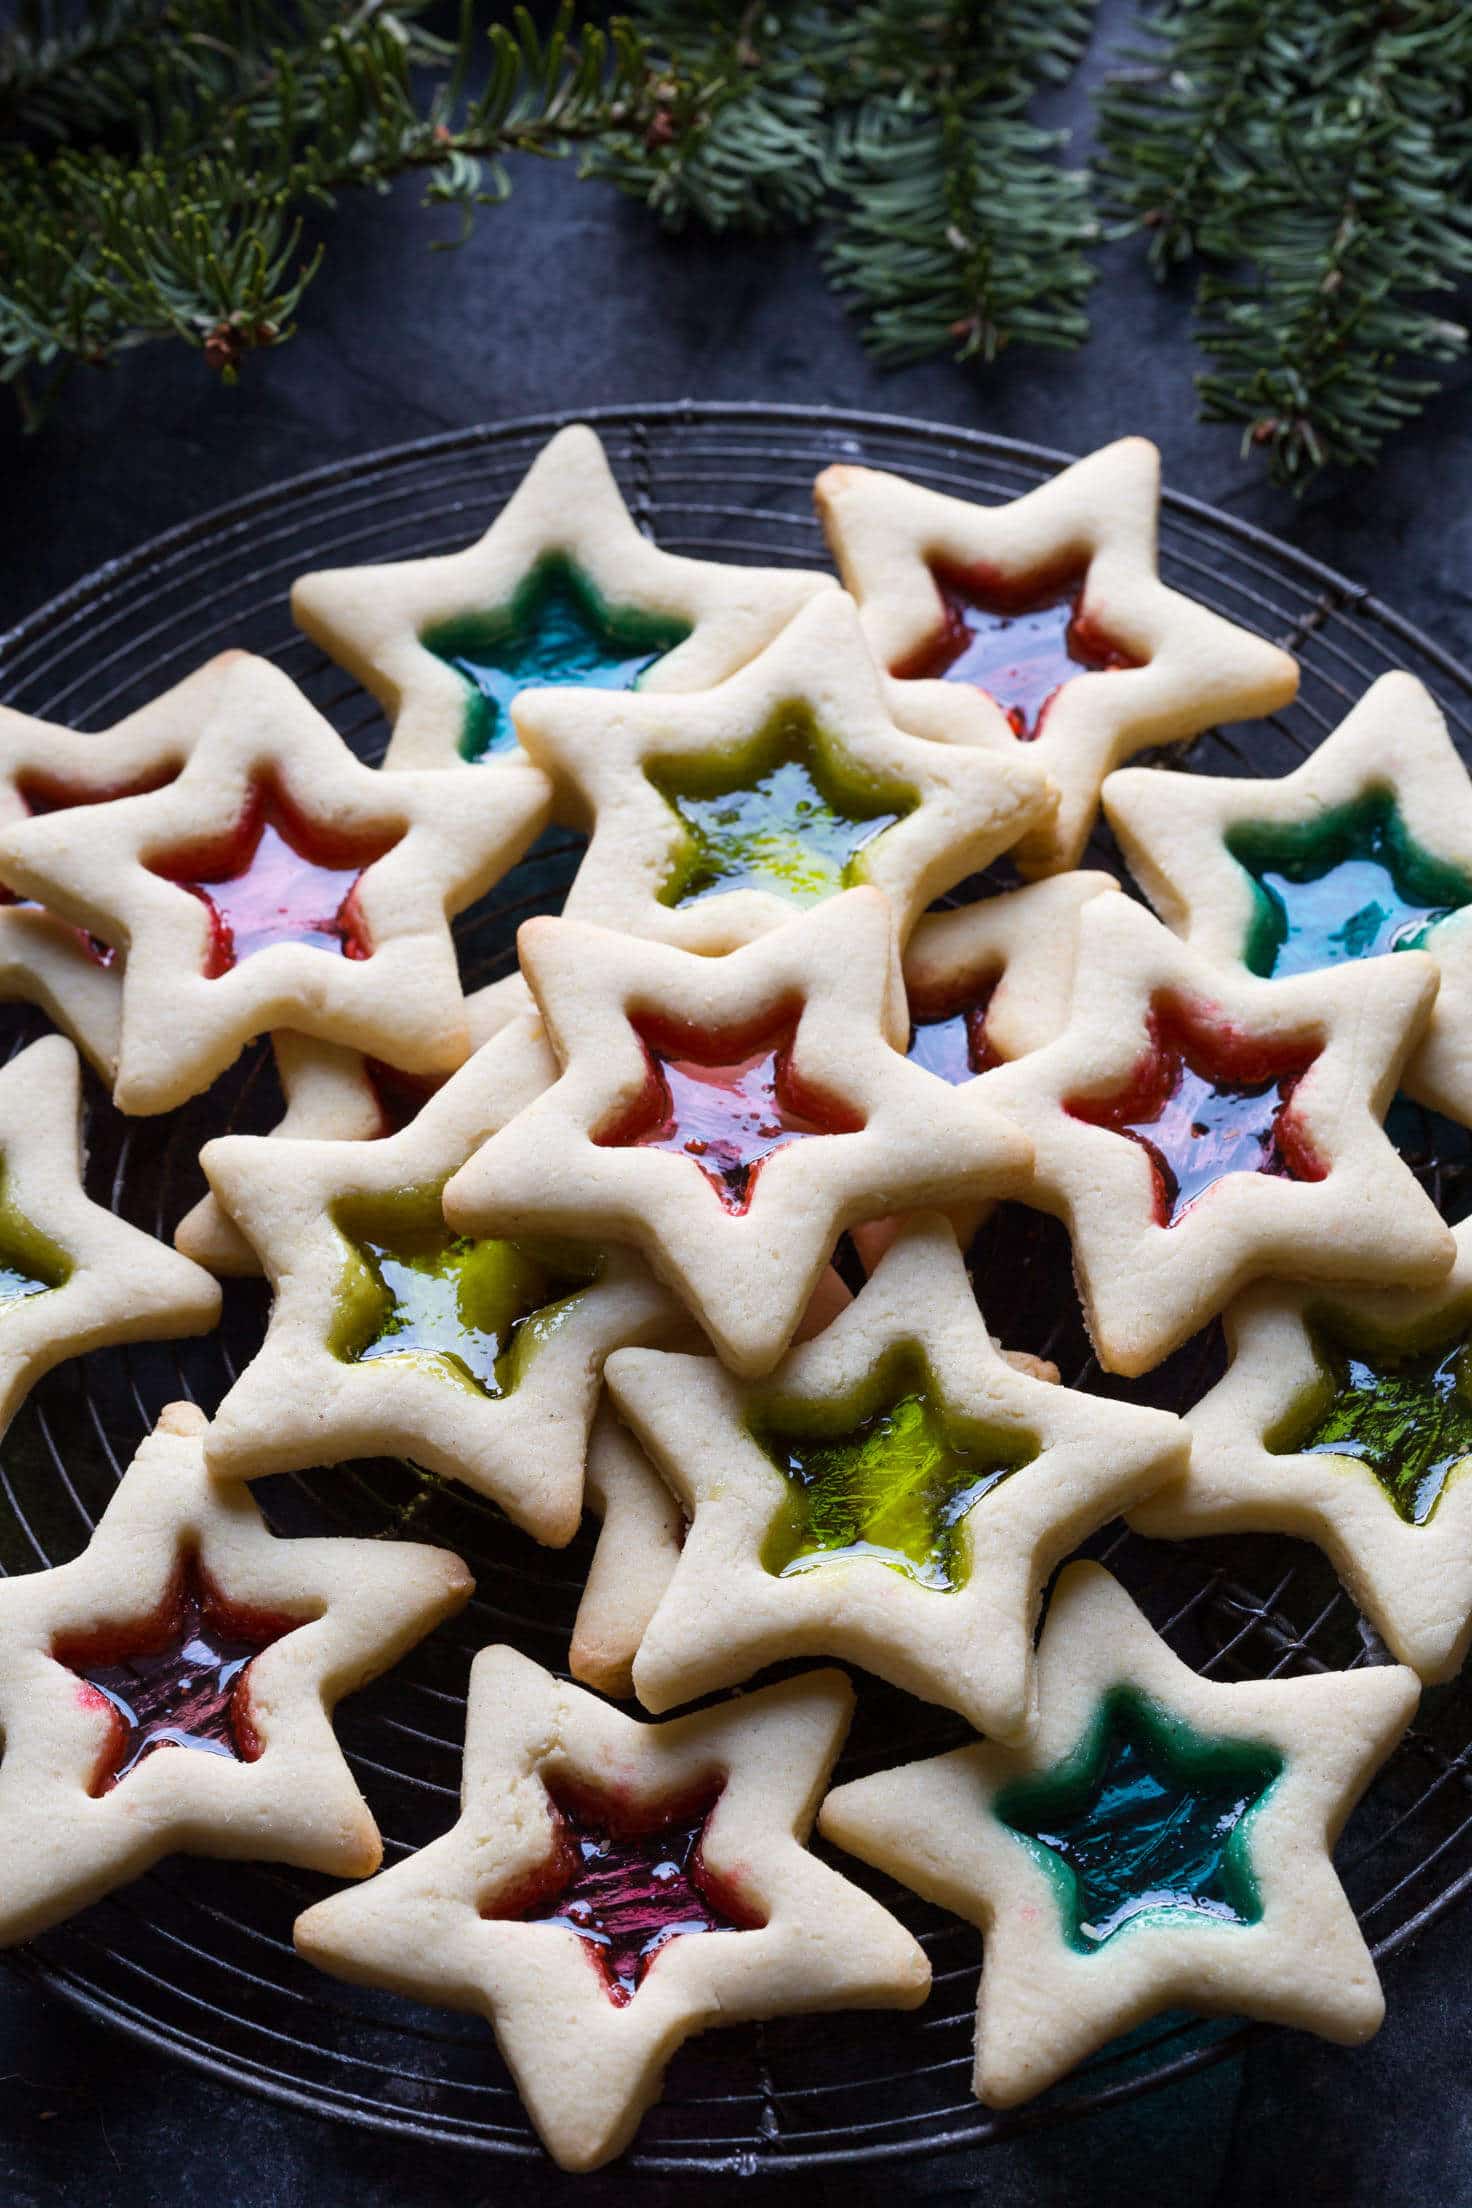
[[650, 703, 913, 911], [996, 1688, 1281, 1951], [422, 554, 691, 764], [750, 1352, 1034, 1590], [0, 1165, 69, 1308], [1228, 791, 1472, 980], [1270, 1306, 1472, 1526], [328, 1186, 599, 1398]]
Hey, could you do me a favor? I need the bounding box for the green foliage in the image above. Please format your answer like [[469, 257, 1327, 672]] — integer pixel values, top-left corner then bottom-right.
[[1098, 0, 1472, 487], [0, 0, 656, 422]]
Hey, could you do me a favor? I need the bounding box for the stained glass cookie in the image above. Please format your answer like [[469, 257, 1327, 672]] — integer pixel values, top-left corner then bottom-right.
[[605, 1215, 1186, 1737], [982, 893, 1454, 1375], [511, 589, 1053, 954], [0, 1401, 473, 1944], [291, 423, 835, 792], [293, 1649, 928, 2171], [202, 1016, 685, 1545], [441, 890, 1033, 1377], [815, 438, 1299, 876], [0, 1034, 220, 1437], [0, 657, 233, 1077], [820, 1561, 1417, 2107], [1104, 672, 1472, 1126], [0, 654, 552, 1113], [1132, 1217, 1472, 1681]]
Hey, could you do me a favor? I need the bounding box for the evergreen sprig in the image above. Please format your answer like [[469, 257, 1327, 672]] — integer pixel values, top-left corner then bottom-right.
[[1099, 0, 1472, 487]]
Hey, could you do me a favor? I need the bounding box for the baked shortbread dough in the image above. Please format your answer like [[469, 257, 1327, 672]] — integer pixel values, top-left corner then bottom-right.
[[1132, 1216, 1472, 1681], [606, 1215, 1186, 1738], [292, 422, 836, 791], [815, 439, 1299, 875], [441, 890, 1034, 1376], [981, 894, 1454, 1375], [0, 654, 552, 1112], [202, 1016, 685, 1546], [510, 589, 1053, 953], [294, 1649, 929, 2171], [0, 656, 238, 1076], [0, 1401, 473, 1945], [820, 1561, 1417, 2107], [0, 1034, 219, 1438], [1104, 672, 1472, 1127]]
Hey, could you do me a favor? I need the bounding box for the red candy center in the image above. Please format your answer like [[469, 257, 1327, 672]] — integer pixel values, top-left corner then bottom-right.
[[1066, 997, 1325, 1227], [502, 1783, 761, 2007], [599, 1012, 861, 1214], [897, 563, 1138, 739], [55, 1555, 303, 1794], [147, 780, 397, 977], [906, 977, 1002, 1084]]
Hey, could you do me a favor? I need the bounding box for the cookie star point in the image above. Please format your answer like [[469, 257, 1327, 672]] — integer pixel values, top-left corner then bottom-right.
[[0, 1033, 220, 1433], [819, 1560, 1417, 2109], [294, 1650, 928, 2172]]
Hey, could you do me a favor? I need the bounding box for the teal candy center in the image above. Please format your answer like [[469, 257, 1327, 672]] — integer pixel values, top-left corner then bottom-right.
[[1228, 791, 1472, 979], [996, 1688, 1281, 1951], [328, 1187, 599, 1398], [750, 1351, 1035, 1590], [1270, 1307, 1472, 1526], [650, 704, 913, 911], [422, 554, 691, 763]]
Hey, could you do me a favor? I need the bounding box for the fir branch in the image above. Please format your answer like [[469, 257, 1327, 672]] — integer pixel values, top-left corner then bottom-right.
[[1100, 0, 1472, 487]]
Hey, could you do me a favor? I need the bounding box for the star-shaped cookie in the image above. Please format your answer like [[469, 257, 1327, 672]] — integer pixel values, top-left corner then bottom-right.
[[0, 654, 552, 1113], [294, 1648, 929, 2171], [510, 589, 1052, 953], [605, 1215, 1186, 1737], [291, 421, 836, 790], [0, 656, 233, 1077], [202, 1015, 686, 1544], [815, 439, 1299, 876], [820, 1560, 1418, 2108], [0, 1035, 220, 1436], [980, 894, 1454, 1376], [1104, 671, 1472, 1126], [441, 889, 1034, 1376], [0, 1400, 473, 1944], [1132, 1216, 1472, 1681]]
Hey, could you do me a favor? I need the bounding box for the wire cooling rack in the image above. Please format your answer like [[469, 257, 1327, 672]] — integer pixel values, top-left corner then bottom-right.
[[3, 404, 1472, 2174]]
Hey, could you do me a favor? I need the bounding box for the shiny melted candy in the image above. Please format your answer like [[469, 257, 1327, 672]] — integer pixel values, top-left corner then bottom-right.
[[996, 1688, 1282, 1950], [650, 705, 911, 909], [1272, 1310, 1472, 1526], [147, 780, 396, 975], [897, 564, 1138, 739], [423, 555, 691, 764], [752, 1354, 1035, 1589], [1066, 998, 1325, 1227], [502, 1784, 760, 2006], [598, 1015, 857, 1214], [57, 1555, 303, 1793], [1229, 793, 1472, 980], [329, 1186, 599, 1397], [905, 979, 1001, 1084], [0, 1164, 70, 1308]]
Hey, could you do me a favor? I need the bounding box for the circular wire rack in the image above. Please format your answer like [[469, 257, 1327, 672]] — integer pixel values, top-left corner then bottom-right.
[[3, 403, 1472, 2174]]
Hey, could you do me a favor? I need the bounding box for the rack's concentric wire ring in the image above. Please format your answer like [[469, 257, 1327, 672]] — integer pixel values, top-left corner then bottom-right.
[[2, 405, 1471, 2172]]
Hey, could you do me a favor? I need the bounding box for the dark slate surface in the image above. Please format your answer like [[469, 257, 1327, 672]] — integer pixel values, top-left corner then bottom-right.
[[3, 4, 1471, 2201]]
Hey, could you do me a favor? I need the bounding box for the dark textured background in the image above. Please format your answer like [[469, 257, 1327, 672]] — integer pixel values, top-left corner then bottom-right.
[[3, 4, 1470, 2201]]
